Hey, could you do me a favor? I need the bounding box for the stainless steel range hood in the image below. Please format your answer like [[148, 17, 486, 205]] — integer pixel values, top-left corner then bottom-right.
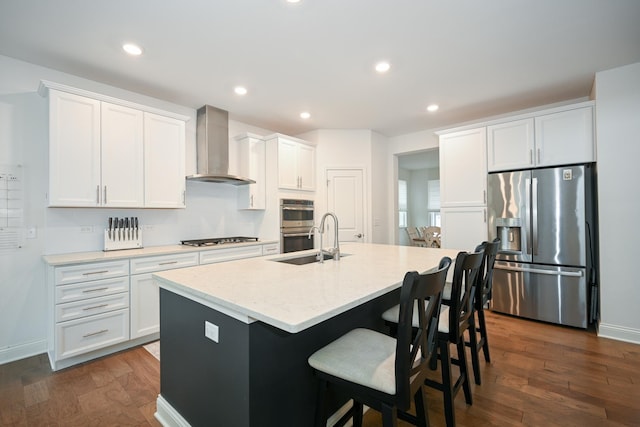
[[186, 105, 255, 185]]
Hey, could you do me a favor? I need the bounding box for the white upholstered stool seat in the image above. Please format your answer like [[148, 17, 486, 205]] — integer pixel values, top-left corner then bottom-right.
[[308, 328, 397, 395]]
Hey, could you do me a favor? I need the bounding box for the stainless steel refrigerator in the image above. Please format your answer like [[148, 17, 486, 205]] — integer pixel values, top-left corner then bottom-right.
[[487, 164, 597, 328]]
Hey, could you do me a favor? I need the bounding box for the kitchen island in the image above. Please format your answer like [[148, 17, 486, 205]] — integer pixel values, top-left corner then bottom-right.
[[153, 243, 460, 427]]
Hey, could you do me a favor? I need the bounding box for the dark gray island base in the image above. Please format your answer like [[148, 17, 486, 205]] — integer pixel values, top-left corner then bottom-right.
[[158, 287, 400, 427]]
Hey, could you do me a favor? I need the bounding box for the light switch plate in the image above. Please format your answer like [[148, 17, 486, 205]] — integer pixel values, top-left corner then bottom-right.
[[205, 321, 219, 343]]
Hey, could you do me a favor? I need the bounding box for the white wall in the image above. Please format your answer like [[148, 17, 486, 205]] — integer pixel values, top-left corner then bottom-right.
[[593, 61, 640, 344], [297, 129, 390, 244], [0, 55, 279, 363]]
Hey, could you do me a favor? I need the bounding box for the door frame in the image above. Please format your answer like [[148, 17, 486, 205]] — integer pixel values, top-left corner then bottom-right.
[[323, 166, 368, 243]]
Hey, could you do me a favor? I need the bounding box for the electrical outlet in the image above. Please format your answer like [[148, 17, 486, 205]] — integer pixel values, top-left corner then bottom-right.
[[26, 227, 37, 239], [80, 226, 93, 233], [205, 321, 219, 343]]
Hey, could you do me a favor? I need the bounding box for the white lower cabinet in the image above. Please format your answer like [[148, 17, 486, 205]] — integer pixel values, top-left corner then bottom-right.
[[56, 309, 129, 360], [46, 242, 278, 370], [199, 244, 264, 264], [50, 260, 130, 368], [129, 252, 198, 339], [440, 207, 488, 251], [130, 274, 161, 339]]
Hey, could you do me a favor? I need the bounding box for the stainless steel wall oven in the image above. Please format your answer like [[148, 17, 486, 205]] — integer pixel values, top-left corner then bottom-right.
[[280, 199, 314, 253]]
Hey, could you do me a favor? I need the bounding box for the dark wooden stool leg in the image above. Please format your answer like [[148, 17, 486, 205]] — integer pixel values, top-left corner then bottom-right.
[[478, 308, 491, 363], [381, 402, 398, 427], [352, 400, 363, 427], [468, 314, 482, 385], [457, 339, 473, 405], [439, 339, 456, 427], [314, 379, 327, 427]]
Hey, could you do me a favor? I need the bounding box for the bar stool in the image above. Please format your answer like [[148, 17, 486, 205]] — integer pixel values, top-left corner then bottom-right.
[[308, 257, 452, 427], [467, 238, 500, 385], [384, 250, 484, 427]]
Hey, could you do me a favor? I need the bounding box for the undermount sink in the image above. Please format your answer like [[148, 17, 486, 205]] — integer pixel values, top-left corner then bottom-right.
[[274, 252, 349, 265]]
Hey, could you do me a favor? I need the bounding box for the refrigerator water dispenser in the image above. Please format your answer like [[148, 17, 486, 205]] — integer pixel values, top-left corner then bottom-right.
[[496, 217, 521, 252]]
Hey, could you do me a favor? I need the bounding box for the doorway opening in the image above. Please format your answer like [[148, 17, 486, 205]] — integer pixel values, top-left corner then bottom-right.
[[397, 149, 440, 246]]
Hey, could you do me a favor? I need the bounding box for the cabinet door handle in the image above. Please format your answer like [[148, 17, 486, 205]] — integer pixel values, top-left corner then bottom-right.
[[537, 148, 541, 164], [82, 271, 108, 276], [530, 149, 533, 164], [159, 261, 178, 265], [104, 186, 107, 204], [83, 303, 109, 311], [83, 329, 109, 338], [483, 190, 486, 204], [250, 194, 254, 207], [82, 286, 109, 293], [96, 185, 100, 204]]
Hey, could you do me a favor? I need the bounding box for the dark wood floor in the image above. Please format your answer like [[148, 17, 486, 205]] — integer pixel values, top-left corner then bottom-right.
[[1, 311, 639, 426]]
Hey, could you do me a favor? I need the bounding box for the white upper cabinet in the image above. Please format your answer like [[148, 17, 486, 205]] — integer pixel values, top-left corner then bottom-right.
[[101, 102, 144, 207], [235, 133, 266, 210], [439, 127, 487, 207], [487, 104, 594, 172], [48, 90, 102, 207], [42, 82, 188, 208], [144, 112, 186, 208], [487, 118, 535, 171], [534, 106, 594, 167], [271, 135, 316, 192]]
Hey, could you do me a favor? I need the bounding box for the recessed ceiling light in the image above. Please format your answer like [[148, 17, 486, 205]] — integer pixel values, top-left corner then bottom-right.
[[122, 43, 143, 56], [234, 86, 248, 95], [375, 61, 391, 73], [427, 104, 439, 112], [300, 112, 311, 119], [286, 0, 301, 3]]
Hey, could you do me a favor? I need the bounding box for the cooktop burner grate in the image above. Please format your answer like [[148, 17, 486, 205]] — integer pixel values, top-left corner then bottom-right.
[[180, 237, 259, 247]]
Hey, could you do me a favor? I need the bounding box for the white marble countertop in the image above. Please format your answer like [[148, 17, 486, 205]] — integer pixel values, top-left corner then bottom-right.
[[154, 243, 461, 333], [43, 240, 278, 266]]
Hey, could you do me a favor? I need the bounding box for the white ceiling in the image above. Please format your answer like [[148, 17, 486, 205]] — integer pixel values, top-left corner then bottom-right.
[[1, 1, 639, 137]]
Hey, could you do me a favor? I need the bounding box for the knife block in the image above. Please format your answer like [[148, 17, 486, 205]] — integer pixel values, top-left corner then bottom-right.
[[104, 229, 143, 251]]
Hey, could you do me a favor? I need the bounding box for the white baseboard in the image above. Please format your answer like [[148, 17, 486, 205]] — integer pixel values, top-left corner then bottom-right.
[[598, 322, 640, 345], [0, 339, 47, 366], [155, 394, 369, 427], [155, 394, 191, 427]]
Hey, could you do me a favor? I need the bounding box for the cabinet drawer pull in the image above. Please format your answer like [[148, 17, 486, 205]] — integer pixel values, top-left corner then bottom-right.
[[82, 270, 109, 276], [82, 287, 109, 293], [83, 304, 109, 311], [158, 261, 178, 265], [83, 329, 109, 338]]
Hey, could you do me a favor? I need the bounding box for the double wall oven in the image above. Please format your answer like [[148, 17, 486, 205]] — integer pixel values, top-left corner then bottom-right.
[[280, 199, 314, 253]]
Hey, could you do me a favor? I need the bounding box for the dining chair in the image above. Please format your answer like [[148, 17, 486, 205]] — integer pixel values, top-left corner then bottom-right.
[[406, 227, 426, 247], [308, 257, 452, 427], [419, 226, 441, 248]]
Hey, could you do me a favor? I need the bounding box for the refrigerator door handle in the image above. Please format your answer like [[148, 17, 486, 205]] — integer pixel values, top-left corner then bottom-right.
[[525, 178, 532, 255], [495, 264, 583, 277], [532, 177, 538, 256]]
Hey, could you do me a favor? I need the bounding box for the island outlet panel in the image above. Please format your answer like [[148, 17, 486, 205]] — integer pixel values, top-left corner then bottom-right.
[[205, 321, 219, 343]]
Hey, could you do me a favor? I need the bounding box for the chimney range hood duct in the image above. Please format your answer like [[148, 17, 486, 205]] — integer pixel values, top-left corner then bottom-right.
[[186, 105, 255, 185]]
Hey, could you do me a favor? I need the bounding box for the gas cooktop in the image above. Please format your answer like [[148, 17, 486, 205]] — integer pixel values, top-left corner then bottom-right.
[[180, 237, 259, 247]]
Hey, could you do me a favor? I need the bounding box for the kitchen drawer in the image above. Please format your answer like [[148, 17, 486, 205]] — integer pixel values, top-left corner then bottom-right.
[[56, 292, 129, 323], [55, 276, 130, 304], [55, 260, 129, 286], [199, 245, 264, 265], [130, 252, 198, 274], [262, 243, 279, 255], [55, 308, 129, 360]]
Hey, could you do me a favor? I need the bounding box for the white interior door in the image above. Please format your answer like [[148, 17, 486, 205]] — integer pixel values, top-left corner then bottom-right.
[[327, 169, 365, 243]]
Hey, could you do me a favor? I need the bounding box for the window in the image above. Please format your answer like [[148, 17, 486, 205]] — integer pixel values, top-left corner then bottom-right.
[[398, 179, 408, 228], [428, 180, 441, 226]]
